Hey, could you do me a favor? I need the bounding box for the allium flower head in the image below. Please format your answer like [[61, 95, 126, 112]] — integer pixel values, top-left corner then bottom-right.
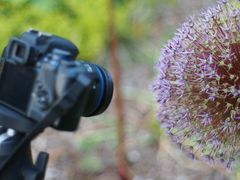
[[152, 0, 240, 168]]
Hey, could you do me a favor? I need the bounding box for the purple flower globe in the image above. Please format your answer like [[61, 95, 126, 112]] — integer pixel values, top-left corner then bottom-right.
[[152, 0, 240, 168]]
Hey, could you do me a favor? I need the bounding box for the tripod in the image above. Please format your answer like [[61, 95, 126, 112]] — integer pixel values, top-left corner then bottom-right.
[[0, 128, 49, 180], [0, 75, 91, 180]]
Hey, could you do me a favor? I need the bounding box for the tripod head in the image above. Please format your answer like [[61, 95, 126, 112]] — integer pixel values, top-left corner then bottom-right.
[[0, 30, 114, 180]]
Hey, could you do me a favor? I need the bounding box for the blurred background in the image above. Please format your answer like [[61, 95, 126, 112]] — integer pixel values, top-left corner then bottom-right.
[[0, 0, 238, 179]]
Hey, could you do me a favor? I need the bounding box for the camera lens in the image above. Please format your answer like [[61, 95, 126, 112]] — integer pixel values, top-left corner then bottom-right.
[[82, 63, 113, 117]]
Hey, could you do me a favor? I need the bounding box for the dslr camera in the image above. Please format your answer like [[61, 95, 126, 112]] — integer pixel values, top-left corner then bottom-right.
[[0, 29, 113, 131]]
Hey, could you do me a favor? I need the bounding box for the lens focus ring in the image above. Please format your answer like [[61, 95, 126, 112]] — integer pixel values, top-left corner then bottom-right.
[[82, 63, 113, 117]]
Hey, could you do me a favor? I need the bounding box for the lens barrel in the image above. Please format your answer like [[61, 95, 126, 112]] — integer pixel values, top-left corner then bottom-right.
[[81, 63, 113, 117]]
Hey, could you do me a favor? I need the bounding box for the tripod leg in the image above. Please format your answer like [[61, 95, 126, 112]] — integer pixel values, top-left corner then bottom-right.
[[0, 130, 48, 180], [21, 147, 49, 180]]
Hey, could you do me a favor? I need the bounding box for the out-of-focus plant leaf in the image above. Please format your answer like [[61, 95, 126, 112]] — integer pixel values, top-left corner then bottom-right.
[[0, 0, 109, 61], [79, 134, 104, 152], [79, 154, 104, 174], [232, 0, 240, 8]]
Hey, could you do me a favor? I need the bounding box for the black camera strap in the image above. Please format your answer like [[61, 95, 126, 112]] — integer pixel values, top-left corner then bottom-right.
[[0, 74, 92, 180]]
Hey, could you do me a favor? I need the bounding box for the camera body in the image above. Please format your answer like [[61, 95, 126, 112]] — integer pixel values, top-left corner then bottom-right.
[[0, 30, 113, 131]]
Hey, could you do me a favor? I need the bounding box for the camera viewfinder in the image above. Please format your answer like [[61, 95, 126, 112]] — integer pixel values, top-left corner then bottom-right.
[[8, 38, 30, 64]]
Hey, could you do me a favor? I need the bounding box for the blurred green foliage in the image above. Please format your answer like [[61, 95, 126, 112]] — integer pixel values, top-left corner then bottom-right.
[[79, 155, 104, 174], [0, 0, 178, 64], [0, 0, 109, 61], [78, 115, 118, 154], [232, 0, 240, 8]]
